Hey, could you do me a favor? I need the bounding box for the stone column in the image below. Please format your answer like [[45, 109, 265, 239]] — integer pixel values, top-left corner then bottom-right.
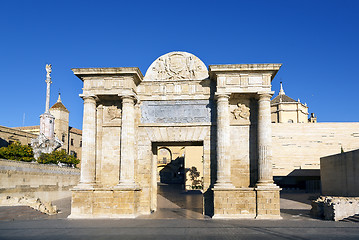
[[45, 64, 52, 113], [116, 95, 137, 189], [96, 104, 104, 184], [76, 95, 97, 189], [214, 93, 234, 189], [256, 93, 275, 187]]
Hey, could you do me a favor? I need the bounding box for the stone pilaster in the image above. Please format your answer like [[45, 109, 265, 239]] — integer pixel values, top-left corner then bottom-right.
[[214, 93, 234, 189], [116, 94, 137, 189], [75, 95, 97, 189]]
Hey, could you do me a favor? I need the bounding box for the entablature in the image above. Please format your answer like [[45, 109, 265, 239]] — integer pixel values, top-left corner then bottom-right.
[[73, 67, 143, 96], [209, 64, 282, 94]]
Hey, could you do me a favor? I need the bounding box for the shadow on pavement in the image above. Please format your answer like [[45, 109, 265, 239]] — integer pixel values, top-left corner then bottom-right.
[[157, 183, 203, 215]]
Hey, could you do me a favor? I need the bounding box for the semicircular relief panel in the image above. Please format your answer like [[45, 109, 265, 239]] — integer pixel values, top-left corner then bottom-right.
[[144, 51, 209, 81]]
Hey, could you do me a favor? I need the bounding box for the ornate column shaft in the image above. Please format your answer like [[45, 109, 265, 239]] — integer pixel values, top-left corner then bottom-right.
[[257, 93, 274, 187], [77, 95, 97, 188], [214, 93, 234, 188], [117, 95, 137, 188]]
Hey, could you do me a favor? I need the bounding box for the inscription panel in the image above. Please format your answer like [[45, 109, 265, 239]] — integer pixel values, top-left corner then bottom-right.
[[141, 100, 213, 123]]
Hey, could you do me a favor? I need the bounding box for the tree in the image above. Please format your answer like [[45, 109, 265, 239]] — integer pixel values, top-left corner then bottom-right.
[[37, 149, 80, 167], [0, 142, 34, 162]]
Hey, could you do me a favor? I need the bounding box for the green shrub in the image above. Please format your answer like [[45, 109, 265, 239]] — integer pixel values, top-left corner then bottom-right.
[[37, 149, 80, 167], [0, 142, 35, 162]]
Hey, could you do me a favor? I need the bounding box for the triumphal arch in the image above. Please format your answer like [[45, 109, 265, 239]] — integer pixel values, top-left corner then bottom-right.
[[69, 52, 282, 219]]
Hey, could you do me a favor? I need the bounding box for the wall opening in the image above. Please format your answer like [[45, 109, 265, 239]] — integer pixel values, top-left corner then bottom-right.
[[152, 141, 204, 216]]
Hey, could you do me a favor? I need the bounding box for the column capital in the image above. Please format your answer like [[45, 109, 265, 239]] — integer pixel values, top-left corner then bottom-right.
[[118, 93, 138, 104], [214, 92, 231, 101], [257, 91, 274, 101], [79, 94, 97, 102]]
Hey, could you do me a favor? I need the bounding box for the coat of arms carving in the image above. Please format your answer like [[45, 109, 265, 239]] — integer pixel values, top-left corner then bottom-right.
[[143, 51, 209, 81]]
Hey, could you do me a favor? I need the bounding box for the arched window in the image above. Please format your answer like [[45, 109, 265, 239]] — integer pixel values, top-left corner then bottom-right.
[[288, 119, 294, 123], [158, 147, 172, 165]]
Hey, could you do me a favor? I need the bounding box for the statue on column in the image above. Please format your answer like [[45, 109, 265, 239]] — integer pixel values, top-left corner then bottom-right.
[[31, 64, 62, 159]]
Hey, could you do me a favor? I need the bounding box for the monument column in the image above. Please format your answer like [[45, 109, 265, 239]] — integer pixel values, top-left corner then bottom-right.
[[45, 64, 52, 113], [76, 95, 97, 189], [117, 94, 137, 189], [214, 93, 234, 189], [256, 93, 274, 187]]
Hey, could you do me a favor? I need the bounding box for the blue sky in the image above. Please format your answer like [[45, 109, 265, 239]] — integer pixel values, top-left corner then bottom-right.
[[0, 0, 358, 129]]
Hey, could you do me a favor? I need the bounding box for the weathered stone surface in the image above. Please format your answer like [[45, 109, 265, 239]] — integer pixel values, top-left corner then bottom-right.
[[0, 195, 58, 215], [311, 196, 359, 221]]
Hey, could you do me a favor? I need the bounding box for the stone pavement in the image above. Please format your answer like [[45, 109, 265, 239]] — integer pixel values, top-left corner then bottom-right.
[[1, 188, 359, 239]]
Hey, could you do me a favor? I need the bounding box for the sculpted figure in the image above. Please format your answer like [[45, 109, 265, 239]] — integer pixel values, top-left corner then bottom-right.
[[232, 103, 250, 120], [108, 106, 121, 120], [46, 64, 52, 79], [154, 58, 166, 80], [187, 56, 196, 79]]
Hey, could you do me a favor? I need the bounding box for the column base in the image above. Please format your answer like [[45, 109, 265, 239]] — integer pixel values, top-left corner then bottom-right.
[[213, 182, 236, 189], [255, 187, 281, 219], [255, 182, 280, 190], [69, 188, 141, 219], [114, 182, 139, 190], [72, 182, 97, 190], [213, 188, 256, 218]]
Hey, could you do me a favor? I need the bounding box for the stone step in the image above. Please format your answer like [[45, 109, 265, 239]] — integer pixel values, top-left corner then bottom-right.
[[341, 214, 359, 222]]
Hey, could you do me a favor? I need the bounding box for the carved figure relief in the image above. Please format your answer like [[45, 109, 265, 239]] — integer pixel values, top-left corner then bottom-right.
[[232, 103, 250, 120], [107, 106, 121, 120], [144, 52, 209, 81]]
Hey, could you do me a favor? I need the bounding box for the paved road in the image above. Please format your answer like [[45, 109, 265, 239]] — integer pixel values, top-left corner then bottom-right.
[[1, 218, 359, 240], [1, 187, 358, 239]]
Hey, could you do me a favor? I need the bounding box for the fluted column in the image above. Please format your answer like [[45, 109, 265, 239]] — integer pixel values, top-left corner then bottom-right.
[[256, 93, 275, 187], [116, 95, 137, 189], [214, 93, 234, 189], [77, 95, 97, 189]]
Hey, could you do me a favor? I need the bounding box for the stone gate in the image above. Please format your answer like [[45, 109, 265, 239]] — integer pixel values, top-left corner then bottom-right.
[[69, 52, 282, 219]]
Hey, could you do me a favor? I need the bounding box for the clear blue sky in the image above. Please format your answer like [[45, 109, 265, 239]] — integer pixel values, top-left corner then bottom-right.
[[1, 0, 358, 129]]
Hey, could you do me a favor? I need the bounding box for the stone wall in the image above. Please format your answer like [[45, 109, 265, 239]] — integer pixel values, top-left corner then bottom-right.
[[311, 196, 359, 221], [320, 149, 359, 196], [0, 158, 80, 201], [272, 123, 359, 177]]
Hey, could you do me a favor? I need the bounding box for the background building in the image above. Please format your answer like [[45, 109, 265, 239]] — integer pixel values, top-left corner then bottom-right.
[[271, 82, 309, 123], [270, 83, 359, 192], [1, 94, 82, 159]]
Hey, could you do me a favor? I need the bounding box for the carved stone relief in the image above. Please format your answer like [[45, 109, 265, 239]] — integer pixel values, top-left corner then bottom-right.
[[230, 100, 250, 125], [144, 52, 209, 81], [106, 105, 121, 122], [232, 103, 250, 120]]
